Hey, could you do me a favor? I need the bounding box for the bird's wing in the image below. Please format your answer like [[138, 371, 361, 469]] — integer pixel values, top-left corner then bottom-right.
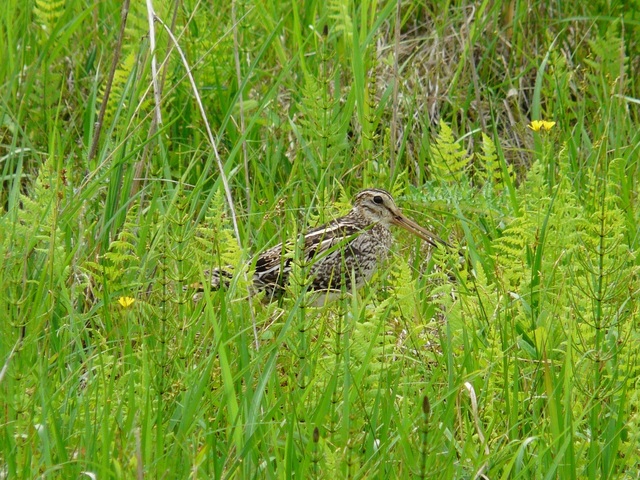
[[302, 219, 364, 262], [253, 217, 365, 289]]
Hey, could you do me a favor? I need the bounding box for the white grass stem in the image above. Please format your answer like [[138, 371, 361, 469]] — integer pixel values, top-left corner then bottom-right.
[[146, 0, 163, 126], [153, 13, 241, 247]]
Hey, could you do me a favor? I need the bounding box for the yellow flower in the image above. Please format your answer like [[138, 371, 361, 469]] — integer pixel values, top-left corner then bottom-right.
[[117, 296, 135, 308], [528, 120, 556, 132]]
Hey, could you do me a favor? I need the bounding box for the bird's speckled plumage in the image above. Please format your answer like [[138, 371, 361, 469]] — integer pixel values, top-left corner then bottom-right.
[[250, 188, 447, 302]]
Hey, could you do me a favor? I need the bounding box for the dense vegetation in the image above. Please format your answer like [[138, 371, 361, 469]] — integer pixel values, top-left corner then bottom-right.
[[1, 0, 640, 477]]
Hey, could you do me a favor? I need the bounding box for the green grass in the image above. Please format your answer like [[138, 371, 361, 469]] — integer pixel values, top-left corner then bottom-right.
[[2, 0, 640, 478]]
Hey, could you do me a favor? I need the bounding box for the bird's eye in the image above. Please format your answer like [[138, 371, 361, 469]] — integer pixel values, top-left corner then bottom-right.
[[373, 195, 383, 205]]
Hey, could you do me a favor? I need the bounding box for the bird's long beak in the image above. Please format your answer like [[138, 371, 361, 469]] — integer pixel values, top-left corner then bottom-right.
[[391, 212, 450, 248]]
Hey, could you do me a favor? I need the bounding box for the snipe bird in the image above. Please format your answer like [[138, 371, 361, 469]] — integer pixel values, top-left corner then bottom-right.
[[199, 188, 448, 304]]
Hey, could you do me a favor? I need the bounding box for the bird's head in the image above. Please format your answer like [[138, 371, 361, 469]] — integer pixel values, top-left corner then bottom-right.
[[352, 189, 449, 248]]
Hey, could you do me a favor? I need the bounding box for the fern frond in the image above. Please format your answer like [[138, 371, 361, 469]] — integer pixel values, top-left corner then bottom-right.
[[493, 222, 529, 258], [328, 0, 353, 45], [585, 20, 628, 83], [123, 1, 148, 47], [297, 70, 345, 170], [193, 192, 242, 269], [33, 0, 65, 32], [80, 201, 141, 302], [429, 120, 470, 183], [477, 133, 512, 192], [2, 157, 68, 316], [99, 51, 137, 126], [380, 260, 418, 321], [189, 190, 246, 297], [424, 243, 457, 313]]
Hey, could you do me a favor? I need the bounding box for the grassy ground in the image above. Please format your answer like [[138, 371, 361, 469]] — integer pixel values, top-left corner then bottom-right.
[[1, 0, 640, 478]]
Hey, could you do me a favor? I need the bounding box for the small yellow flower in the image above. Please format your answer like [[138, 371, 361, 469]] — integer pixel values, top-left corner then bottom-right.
[[117, 296, 135, 308], [528, 120, 556, 132]]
